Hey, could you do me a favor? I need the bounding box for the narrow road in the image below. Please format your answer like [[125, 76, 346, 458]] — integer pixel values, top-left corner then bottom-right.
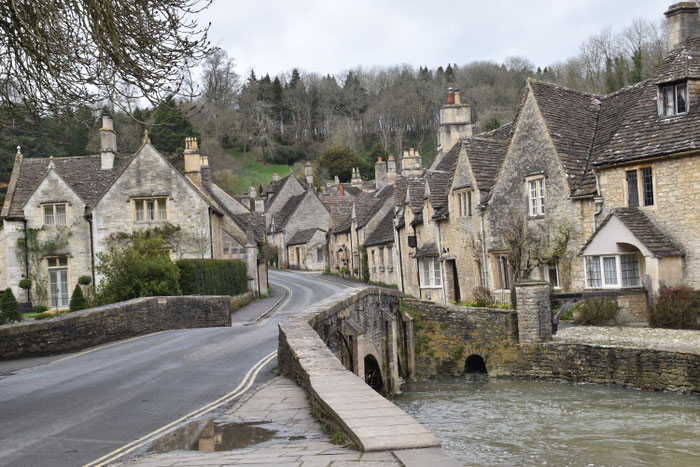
[[0, 271, 347, 467]]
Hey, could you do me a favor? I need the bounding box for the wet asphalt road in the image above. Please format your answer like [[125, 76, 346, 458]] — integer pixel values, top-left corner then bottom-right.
[[0, 271, 347, 467]]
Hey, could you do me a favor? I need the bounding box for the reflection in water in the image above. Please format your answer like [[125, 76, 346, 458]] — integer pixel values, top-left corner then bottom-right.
[[394, 379, 700, 466]]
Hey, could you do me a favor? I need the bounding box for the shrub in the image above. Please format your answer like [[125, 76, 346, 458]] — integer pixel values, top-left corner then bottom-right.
[[34, 312, 53, 320], [69, 284, 88, 312], [359, 247, 370, 283], [97, 233, 181, 304], [78, 275, 92, 285], [176, 259, 247, 296], [0, 288, 22, 324], [472, 286, 496, 307], [573, 298, 619, 325], [649, 286, 700, 330], [268, 145, 305, 165], [32, 305, 48, 313], [18, 278, 32, 290]]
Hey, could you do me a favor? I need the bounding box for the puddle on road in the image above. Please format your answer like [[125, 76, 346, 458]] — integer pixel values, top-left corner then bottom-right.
[[192, 421, 278, 452]]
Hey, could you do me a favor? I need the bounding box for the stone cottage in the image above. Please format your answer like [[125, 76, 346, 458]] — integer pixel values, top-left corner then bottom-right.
[[0, 118, 266, 308]]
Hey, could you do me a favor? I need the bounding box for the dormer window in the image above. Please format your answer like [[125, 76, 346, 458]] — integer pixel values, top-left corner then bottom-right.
[[660, 82, 687, 116]]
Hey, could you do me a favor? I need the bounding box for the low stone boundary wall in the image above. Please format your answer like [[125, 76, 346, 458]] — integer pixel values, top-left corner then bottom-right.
[[0, 295, 231, 360], [278, 287, 441, 452], [231, 291, 256, 312], [402, 298, 518, 377], [502, 342, 699, 394]]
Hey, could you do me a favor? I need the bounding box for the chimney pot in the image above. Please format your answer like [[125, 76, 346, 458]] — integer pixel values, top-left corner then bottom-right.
[[446, 88, 455, 105], [339, 183, 345, 196], [454, 89, 461, 105]]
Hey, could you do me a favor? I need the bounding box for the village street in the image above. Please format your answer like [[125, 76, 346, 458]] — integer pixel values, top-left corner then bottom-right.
[[0, 271, 347, 467]]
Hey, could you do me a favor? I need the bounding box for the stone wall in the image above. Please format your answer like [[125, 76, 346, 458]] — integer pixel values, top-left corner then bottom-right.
[[501, 343, 699, 394], [0, 295, 231, 360], [401, 298, 518, 377]]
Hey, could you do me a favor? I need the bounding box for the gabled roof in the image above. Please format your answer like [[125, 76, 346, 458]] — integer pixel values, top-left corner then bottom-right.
[[272, 189, 328, 233], [3, 154, 132, 219], [407, 178, 425, 214], [322, 195, 354, 235], [355, 185, 394, 229], [272, 192, 306, 231], [203, 182, 266, 244], [287, 227, 323, 246], [364, 209, 394, 247], [580, 207, 684, 257], [528, 79, 600, 193], [263, 174, 308, 208], [654, 36, 700, 84]]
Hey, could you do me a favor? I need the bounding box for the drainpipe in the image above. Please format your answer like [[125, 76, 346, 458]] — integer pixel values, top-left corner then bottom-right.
[[255, 256, 261, 296], [395, 218, 405, 294], [86, 214, 96, 287], [22, 219, 29, 301], [592, 171, 604, 233], [479, 205, 488, 288], [208, 207, 214, 258], [436, 221, 446, 304], [349, 226, 354, 276]]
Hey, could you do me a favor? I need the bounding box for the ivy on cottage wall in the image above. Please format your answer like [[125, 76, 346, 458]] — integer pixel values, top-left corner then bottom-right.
[[16, 227, 72, 306]]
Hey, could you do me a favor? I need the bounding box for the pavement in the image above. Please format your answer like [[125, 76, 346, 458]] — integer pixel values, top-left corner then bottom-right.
[[0, 270, 347, 467], [120, 376, 460, 467]]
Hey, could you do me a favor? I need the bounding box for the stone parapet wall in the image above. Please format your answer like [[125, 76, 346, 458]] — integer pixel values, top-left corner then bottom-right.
[[401, 298, 518, 377], [277, 286, 441, 452], [501, 343, 699, 394], [0, 295, 231, 360]]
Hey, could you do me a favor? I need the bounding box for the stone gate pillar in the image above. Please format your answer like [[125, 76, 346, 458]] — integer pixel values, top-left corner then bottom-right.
[[515, 282, 552, 343]]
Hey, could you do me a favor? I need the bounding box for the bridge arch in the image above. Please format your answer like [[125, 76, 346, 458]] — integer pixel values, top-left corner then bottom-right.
[[464, 354, 487, 374], [364, 354, 384, 392]]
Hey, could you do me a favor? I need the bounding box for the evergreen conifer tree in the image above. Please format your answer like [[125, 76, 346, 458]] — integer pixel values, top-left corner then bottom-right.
[[69, 284, 87, 312], [0, 288, 21, 324]]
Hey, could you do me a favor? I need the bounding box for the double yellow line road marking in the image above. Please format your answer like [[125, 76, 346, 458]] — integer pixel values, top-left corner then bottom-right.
[[84, 279, 294, 465], [83, 350, 277, 466]]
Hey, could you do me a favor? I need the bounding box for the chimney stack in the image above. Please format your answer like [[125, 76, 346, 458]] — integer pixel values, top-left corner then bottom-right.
[[334, 175, 340, 185], [305, 161, 314, 186], [375, 155, 387, 190], [184, 137, 202, 186], [272, 171, 280, 182], [386, 155, 397, 185], [100, 115, 117, 170], [351, 167, 363, 188], [249, 185, 258, 199], [401, 148, 422, 177], [665, 2, 700, 50]]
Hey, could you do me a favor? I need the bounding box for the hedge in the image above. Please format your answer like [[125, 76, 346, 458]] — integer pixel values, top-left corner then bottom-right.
[[176, 259, 248, 296]]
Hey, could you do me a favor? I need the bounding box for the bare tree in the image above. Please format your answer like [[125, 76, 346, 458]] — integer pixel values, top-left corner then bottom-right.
[[0, 0, 211, 127]]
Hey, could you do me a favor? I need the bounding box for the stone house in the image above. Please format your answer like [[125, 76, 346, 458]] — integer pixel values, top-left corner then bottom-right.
[[364, 209, 398, 286], [260, 172, 308, 230], [0, 118, 266, 308], [580, 5, 700, 297], [268, 188, 330, 270], [322, 191, 355, 273], [287, 228, 327, 270]]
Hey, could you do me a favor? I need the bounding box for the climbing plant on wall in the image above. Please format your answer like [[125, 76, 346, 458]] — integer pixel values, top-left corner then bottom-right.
[[16, 227, 72, 306]]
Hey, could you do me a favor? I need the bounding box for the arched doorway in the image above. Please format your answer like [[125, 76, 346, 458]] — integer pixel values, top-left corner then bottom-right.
[[465, 354, 487, 374], [364, 355, 384, 392]]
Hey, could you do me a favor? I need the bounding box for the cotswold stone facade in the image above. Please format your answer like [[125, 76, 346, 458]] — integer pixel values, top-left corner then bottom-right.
[[0, 119, 266, 307]]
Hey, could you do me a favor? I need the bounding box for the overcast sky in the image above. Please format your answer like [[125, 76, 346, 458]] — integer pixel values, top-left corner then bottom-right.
[[198, 0, 668, 78]]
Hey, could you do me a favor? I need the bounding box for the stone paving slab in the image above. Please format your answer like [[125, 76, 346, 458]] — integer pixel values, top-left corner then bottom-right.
[[121, 377, 457, 466], [555, 325, 700, 354]]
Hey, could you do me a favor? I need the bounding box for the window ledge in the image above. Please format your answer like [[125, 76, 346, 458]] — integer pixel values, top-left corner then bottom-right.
[[527, 215, 546, 220], [419, 286, 443, 290]]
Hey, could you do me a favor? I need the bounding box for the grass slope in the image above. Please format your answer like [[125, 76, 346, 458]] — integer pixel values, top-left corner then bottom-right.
[[227, 147, 293, 194]]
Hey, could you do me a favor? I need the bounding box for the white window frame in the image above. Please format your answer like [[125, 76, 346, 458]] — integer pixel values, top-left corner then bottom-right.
[[660, 82, 687, 117], [585, 254, 641, 289], [43, 203, 68, 226], [133, 197, 168, 222], [419, 258, 442, 288], [47, 256, 69, 309], [526, 176, 545, 217]]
